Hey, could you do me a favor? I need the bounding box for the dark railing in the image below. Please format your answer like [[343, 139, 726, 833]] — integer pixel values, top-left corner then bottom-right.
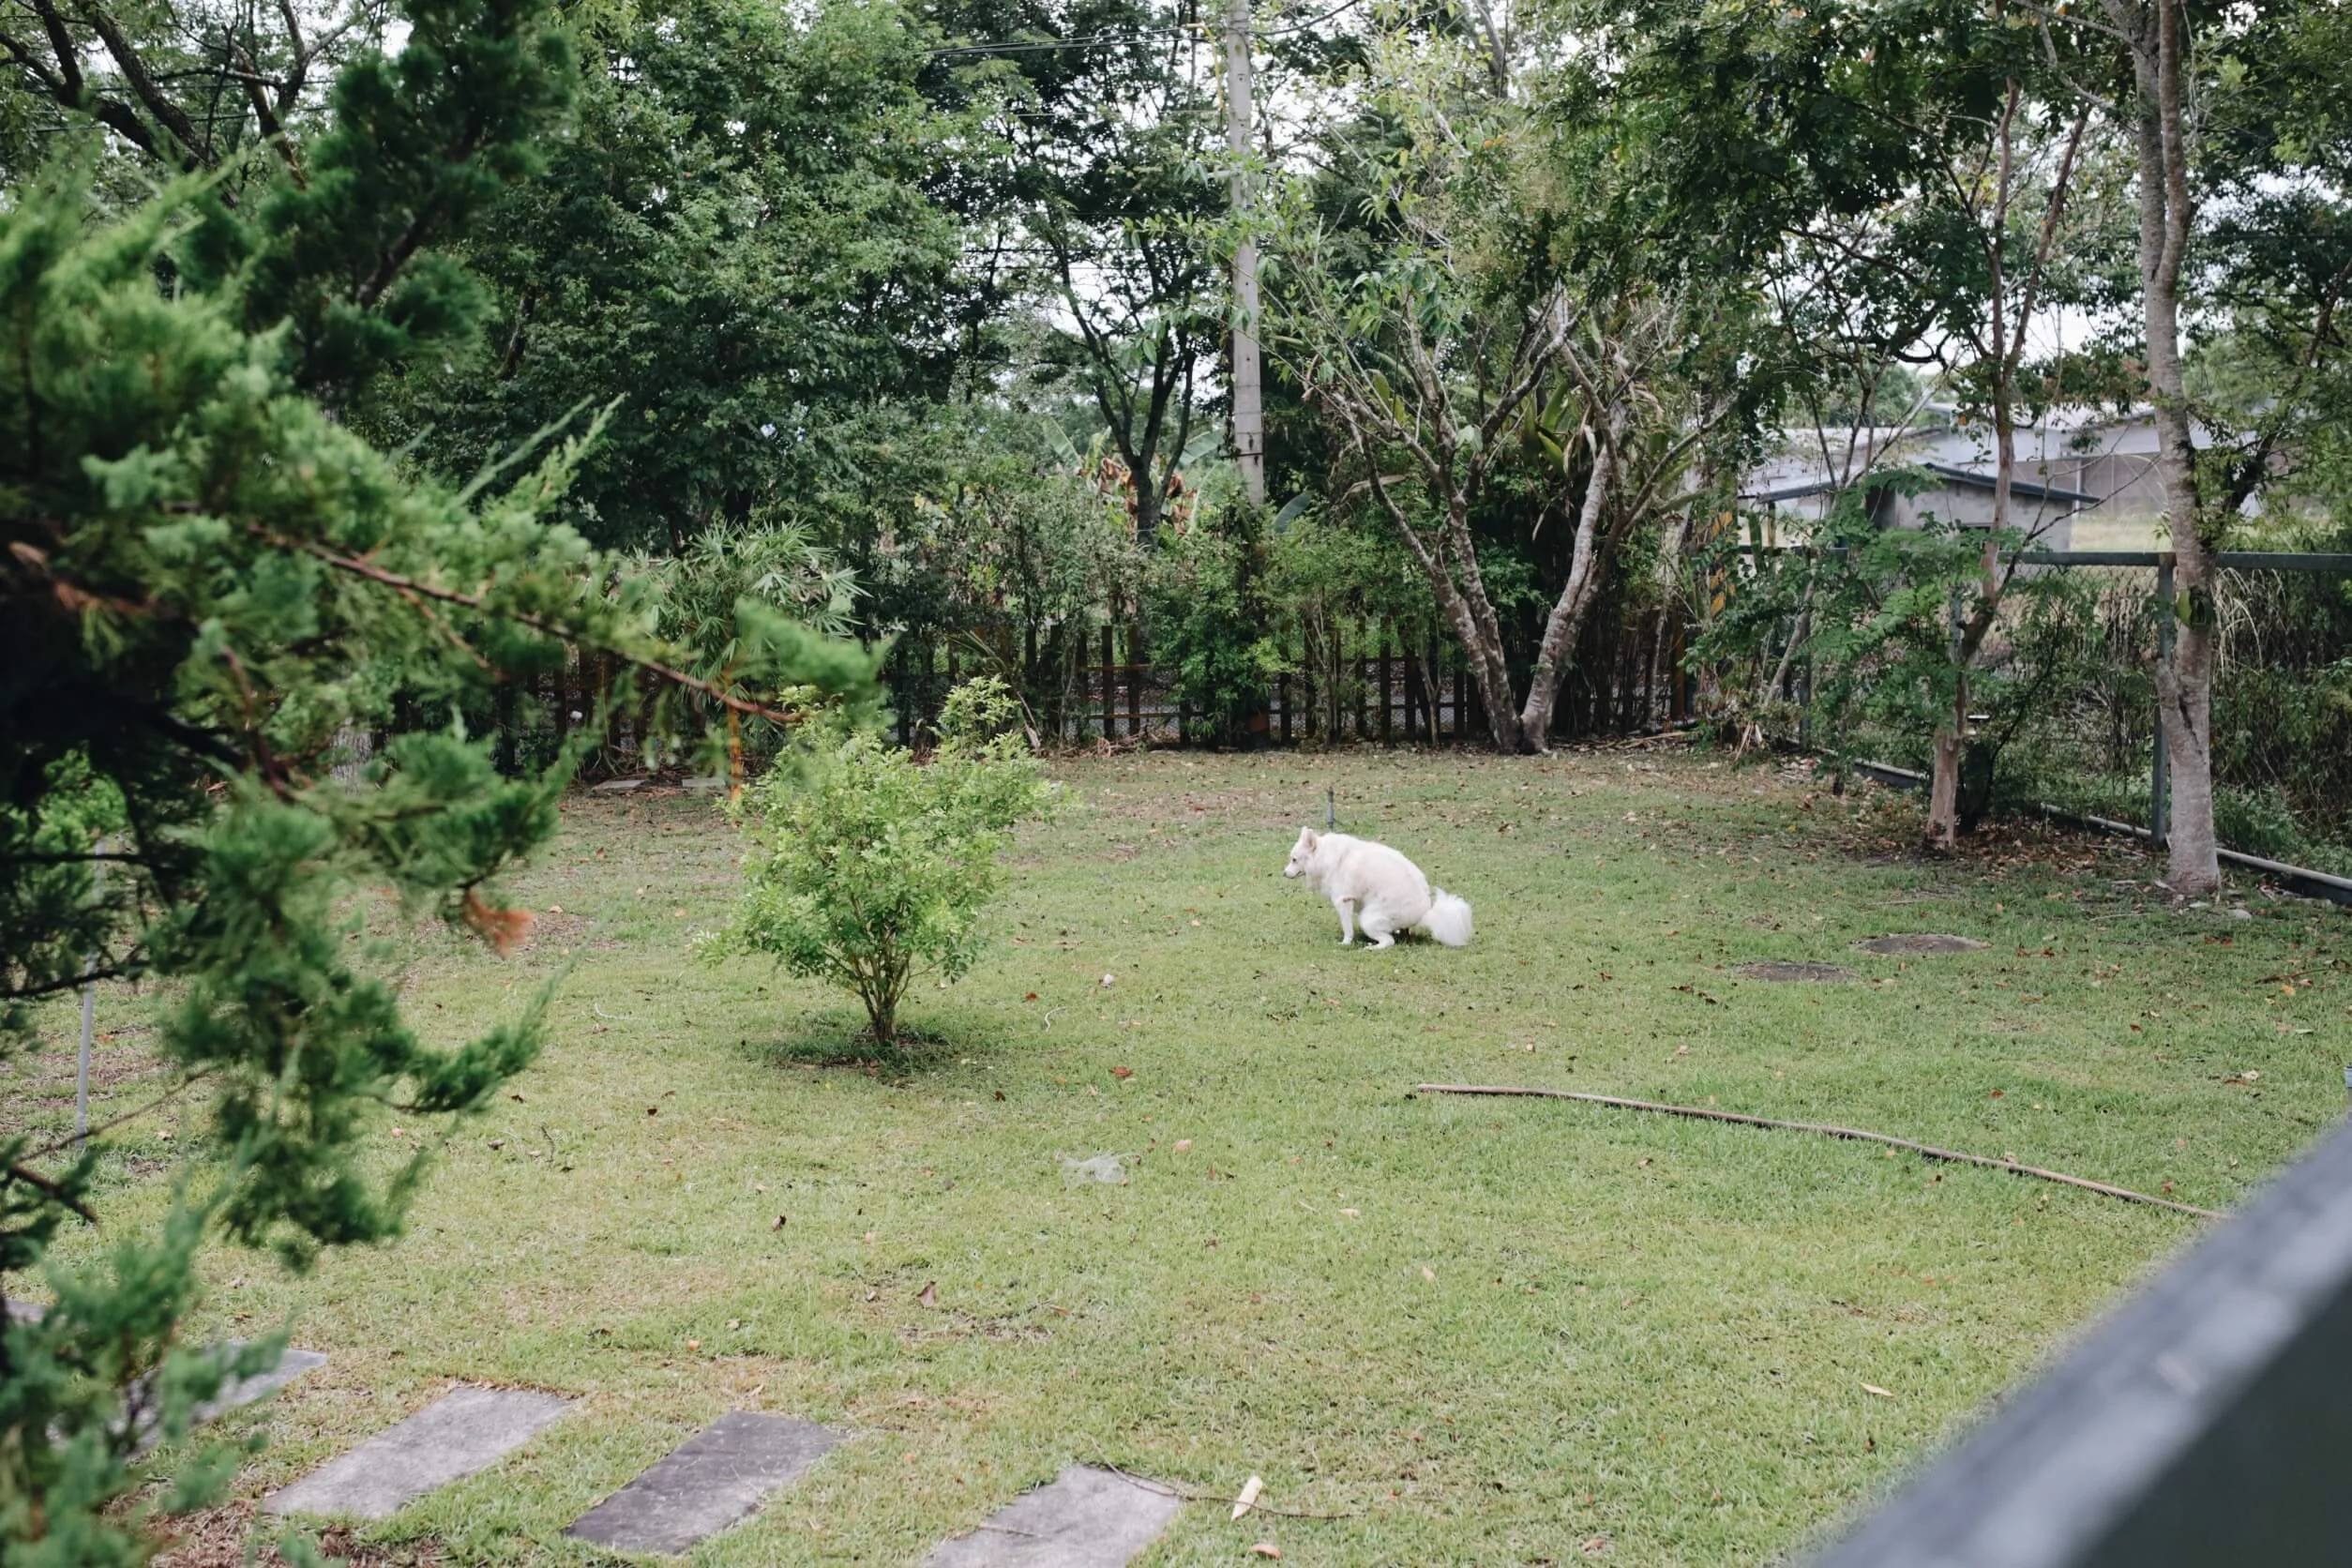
[[1809, 1112, 2352, 1568]]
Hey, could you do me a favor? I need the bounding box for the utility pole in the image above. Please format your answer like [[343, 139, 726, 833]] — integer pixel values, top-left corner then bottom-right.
[[1224, 0, 1265, 506]]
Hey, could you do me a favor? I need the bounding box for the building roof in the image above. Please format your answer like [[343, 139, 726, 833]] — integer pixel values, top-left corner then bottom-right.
[[1918, 462, 2102, 505], [1742, 462, 2103, 508]]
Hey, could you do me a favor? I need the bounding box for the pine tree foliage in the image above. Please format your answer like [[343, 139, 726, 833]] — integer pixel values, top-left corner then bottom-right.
[[0, 2, 874, 1552]]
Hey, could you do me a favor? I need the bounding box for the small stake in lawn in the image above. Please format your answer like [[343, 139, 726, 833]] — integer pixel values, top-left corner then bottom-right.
[[74, 843, 102, 1148]]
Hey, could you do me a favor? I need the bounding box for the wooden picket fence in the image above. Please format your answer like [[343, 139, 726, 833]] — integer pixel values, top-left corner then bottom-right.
[[887, 604, 1696, 751], [455, 592, 1696, 775]]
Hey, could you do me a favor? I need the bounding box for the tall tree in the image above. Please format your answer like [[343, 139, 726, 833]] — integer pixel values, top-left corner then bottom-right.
[[364, 0, 979, 552], [2095, 0, 2220, 890], [1605, 0, 2159, 842], [1272, 28, 1746, 751], [2105, 0, 2352, 889], [921, 0, 1226, 540], [0, 4, 875, 1554]]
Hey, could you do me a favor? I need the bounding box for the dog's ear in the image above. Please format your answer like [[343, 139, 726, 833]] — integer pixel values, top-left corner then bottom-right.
[[1301, 829, 1319, 850]]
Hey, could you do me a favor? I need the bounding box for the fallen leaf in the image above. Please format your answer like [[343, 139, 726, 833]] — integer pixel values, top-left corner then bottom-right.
[[917, 1281, 938, 1308], [1024, 992, 1039, 1002], [1421, 1266, 1437, 1282], [1232, 1474, 1264, 1519], [1249, 1545, 1280, 1560], [1111, 1065, 1134, 1079], [686, 1339, 701, 1351], [1339, 1207, 1361, 1218], [1580, 1538, 1610, 1558], [1101, 972, 1116, 987], [1862, 1382, 1894, 1398], [1173, 1138, 1193, 1153], [771, 1214, 787, 1230]]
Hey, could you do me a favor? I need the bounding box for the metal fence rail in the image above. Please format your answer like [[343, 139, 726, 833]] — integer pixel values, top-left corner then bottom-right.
[[1808, 1115, 2352, 1568]]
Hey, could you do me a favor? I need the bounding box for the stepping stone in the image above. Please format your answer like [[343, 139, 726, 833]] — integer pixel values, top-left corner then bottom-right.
[[565, 1412, 840, 1554], [131, 1345, 326, 1454], [920, 1465, 1185, 1568], [264, 1384, 574, 1520], [1739, 960, 1856, 983], [192, 1345, 326, 1425], [1856, 933, 1989, 955], [8, 1303, 321, 1452], [591, 776, 649, 793]]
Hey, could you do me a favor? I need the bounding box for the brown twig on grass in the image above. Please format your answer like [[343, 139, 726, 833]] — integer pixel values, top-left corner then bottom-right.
[[1413, 1084, 2220, 1220]]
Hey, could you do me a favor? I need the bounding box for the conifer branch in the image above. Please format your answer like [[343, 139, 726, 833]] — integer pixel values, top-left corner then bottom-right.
[[253, 528, 816, 727]]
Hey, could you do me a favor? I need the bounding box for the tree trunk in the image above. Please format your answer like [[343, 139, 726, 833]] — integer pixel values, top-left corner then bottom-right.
[[1927, 682, 1966, 851], [2114, 0, 2222, 895], [1516, 413, 1624, 747]]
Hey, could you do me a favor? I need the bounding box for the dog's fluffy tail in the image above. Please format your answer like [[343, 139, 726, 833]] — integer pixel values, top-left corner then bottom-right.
[[1422, 889, 1474, 948]]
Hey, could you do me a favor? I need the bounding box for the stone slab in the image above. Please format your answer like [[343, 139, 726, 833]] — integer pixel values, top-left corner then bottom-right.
[[194, 1345, 326, 1425], [565, 1412, 840, 1553], [920, 1466, 1185, 1568], [264, 1384, 574, 1520], [132, 1345, 326, 1454]]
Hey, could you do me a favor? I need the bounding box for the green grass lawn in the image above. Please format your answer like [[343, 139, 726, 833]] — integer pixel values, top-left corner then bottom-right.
[[23, 747, 2352, 1565]]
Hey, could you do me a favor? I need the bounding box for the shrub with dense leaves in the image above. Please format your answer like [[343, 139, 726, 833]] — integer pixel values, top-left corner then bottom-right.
[[717, 678, 1057, 1044]]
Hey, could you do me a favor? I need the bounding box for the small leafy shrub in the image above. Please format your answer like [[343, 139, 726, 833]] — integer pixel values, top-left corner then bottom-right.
[[716, 678, 1057, 1044]]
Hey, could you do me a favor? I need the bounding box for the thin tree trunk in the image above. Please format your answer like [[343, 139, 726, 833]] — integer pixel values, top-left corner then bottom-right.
[[2114, 0, 2222, 894], [1927, 686, 1965, 848], [1516, 412, 1625, 746]]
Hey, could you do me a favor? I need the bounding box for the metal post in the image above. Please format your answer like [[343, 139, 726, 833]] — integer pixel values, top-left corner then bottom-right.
[[2153, 554, 2174, 848], [1326, 788, 1335, 831], [76, 847, 103, 1148]]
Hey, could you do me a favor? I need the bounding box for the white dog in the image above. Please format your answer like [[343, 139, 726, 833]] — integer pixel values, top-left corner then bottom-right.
[[1283, 828, 1473, 950]]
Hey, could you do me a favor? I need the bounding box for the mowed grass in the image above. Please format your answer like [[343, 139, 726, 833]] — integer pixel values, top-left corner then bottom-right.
[[22, 747, 2352, 1566]]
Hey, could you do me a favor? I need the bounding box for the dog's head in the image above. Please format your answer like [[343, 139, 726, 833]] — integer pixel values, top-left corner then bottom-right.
[[1283, 827, 1319, 879]]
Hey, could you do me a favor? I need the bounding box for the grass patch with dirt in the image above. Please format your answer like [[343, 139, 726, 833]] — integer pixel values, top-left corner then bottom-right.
[[20, 747, 2350, 1565]]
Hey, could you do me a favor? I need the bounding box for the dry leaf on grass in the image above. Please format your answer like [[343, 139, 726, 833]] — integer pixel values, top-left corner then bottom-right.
[[1231, 1474, 1263, 1519], [1862, 1382, 1894, 1398], [1249, 1545, 1280, 1560], [917, 1281, 938, 1308]]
